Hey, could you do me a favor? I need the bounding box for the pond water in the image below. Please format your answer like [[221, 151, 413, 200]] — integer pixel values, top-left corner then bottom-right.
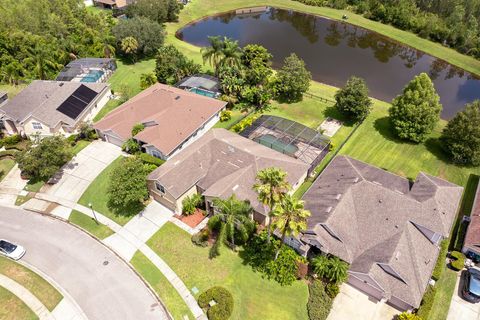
[[177, 7, 480, 119]]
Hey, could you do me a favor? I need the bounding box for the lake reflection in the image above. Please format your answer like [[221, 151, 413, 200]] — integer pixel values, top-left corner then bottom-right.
[[178, 7, 480, 119]]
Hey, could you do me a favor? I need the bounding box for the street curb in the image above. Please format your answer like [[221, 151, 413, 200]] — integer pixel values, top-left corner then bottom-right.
[[21, 207, 174, 320]]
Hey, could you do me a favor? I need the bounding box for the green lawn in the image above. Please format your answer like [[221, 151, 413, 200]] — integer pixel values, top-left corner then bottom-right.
[[93, 99, 121, 122], [0, 257, 63, 311], [424, 269, 457, 320], [166, 0, 480, 77], [24, 180, 44, 193], [69, 210, 115, 240], [108, 59, 155, 96], [0, 83, 27, 99], [213, 109, 247, 129], [0, 286, 37, 320], [0, 158, 15, 181], [78, 156, 134, 226], [71, 140, 91, 155], [147, 222, 309, 320], [131, 251, 194, 320]]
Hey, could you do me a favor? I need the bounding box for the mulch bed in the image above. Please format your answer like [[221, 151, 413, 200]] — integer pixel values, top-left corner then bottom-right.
[[175, 208, 207, 228]]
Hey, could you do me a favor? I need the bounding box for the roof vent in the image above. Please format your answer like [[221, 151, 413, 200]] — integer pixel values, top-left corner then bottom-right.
[[379, 199, 383, 203], [175, 96, 180, 100], [59, 83, 64, 87], [395, 225, 399, 229], [326, 206, 332, 213], [353, 177, 359, 183], [232, 185, 239, 191], [335, 194, 341, 200]]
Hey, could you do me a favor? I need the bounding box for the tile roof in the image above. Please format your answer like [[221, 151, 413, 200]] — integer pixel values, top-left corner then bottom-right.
[[302, 156, 463, 308], [464, 182, 480, 253], [0, 81, 108, 128], [94, 83, 226, 157], [148, 128, 309, 215]]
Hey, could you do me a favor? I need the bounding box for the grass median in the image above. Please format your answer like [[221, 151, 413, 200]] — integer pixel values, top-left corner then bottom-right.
[[69, 210, 115, 240], [0, 286, 37, 320]]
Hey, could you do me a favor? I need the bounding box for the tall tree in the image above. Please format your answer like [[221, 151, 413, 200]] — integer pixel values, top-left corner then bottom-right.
[[120, 37, 138, 62], [25, 45, 62, 80], [253, 167, 291, 243], [155, 45, 201, 84], [201, 36, 225, 74], [389, 72, 442, 143], [334, 76, 373, 122], [441, 100, 480, 165], [208, 195, 254, 258], [218, 38, 243, 69], [275, 53, 311, 102], [272, 195, 310, 260], [112, 17, 164, 57], [126, 0, 181, 24]]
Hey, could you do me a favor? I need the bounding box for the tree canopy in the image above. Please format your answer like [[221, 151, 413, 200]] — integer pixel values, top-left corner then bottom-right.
[[126, 0, 181, 24], [155, 45, 201, 84], [0, 0, 115, 83], [334, 76, 373, 122], [441, 100, 480, 166], [16, 136, 73, 181], [275, 53, 312, 102], [389, 73, 442, 143]]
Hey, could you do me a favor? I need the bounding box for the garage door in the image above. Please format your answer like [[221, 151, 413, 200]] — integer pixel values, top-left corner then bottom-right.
[[348, 274, 385, 301], [105, 134, 124, 147]]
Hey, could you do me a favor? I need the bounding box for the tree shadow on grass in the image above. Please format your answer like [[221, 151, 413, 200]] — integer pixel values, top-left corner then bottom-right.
[[372, 116, 409, 144], [322, 105, 355, 127]]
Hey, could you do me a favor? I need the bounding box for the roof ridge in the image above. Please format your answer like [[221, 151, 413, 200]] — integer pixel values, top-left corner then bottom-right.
[[402, 222, 426, 302], [343, 156, 366, 181]]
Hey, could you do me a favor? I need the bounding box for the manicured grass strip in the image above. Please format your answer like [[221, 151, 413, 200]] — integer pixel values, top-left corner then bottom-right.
[[420, 268, 457, 320], [166, 0, 480, 77], [131, 251, 194, 320], [108, 59, 156, 96], [78, 156, 133, 226], [0, 286, 37, 320], [69, 210, 115, 240], [71, 140, 91, 155], [24, 181, 44, 193], [147, 222, 309, 320], [93, 99, 122, 123], [0, 159, 15, 181], [213, 109, 247, 129], [0, 257, 62, 311]]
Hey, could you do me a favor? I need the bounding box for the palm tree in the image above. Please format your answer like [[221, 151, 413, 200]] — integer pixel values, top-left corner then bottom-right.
[[103, 43, 116, 58], [253, 167, 291, 243], [218, 38, 242, 69], [0, 61, 24, 85], [209, 195, 253, 258], [201, 36, 224, 73], [121, 37, 138, 62], [272, 194, 310, 260], [25, 46, 61, 80], [312, 255, 349, 284]]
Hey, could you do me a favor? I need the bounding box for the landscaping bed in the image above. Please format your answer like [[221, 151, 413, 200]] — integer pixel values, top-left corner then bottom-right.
[[176, 208, 207, 228], [0, 256, 63, 311], [147, 222, 309, 320]]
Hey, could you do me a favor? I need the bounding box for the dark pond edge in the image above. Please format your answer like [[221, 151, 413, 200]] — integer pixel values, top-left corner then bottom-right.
[[174, 5, 480, 79]]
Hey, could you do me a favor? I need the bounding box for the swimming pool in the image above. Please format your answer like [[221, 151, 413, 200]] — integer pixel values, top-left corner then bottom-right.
[[81, 70, 104, 83], [255, 134, 299, 156], [188, 87, 217, 98]]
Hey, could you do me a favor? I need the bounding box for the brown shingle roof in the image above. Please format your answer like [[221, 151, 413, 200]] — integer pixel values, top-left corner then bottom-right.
[[148, 129, 309, 215], [464, 182, 480, 253], [93, 83, 226, 156], [302, 156, 463, 308]]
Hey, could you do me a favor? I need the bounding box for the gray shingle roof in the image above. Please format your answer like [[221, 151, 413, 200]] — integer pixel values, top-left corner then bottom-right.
[[148, 128, 309, 215], [302, 156, 463, 308], [0, 80, 108, 128]]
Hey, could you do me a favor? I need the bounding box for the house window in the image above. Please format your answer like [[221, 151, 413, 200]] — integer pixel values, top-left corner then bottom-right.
[[155, 182, 165, 194], [32, 122, 43, 130]]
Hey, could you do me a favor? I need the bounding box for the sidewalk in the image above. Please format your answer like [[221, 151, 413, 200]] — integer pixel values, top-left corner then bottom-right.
[[0, 274, 53, 320], [27, 192, 207, 320], [0, 164, 27, 206]]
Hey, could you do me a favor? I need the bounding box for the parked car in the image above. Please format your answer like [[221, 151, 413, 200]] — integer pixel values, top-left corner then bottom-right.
[[0, 239, 26, 260], [462, 267, 480, 303]]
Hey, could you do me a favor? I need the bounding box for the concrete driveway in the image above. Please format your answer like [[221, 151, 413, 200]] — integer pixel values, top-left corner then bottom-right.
[[0, 206, 168, 320], [327, 283, 399, 320], [447, 271, 480, 320], [41, 141, 121, 203]]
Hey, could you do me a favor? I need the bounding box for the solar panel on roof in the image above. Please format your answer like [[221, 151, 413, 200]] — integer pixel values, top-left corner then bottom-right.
[[56, 85, 97, 120]]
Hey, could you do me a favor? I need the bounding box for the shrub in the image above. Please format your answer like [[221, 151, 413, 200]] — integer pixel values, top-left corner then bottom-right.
[[231, 115, 259, 133], [138, 153, 165, 167], [2, 134, 21, 145], [416, 285, 435, 319], [122, 138, 141, 154], [207, 215, 222, 231], [191, 229, 209, 247], [431, 239, 448, 281], [325, 282, 340, 299], [220, 110, 232, 122], [450, 251, 465, 271], [397, 312, 422, 320], [198, 287, 234, 320], [182, 196, 196, 215], [131, 123, 145, 136], [66, 134, 78, 146], [311, 255, 349, 284], [307, 280, 333, 320]]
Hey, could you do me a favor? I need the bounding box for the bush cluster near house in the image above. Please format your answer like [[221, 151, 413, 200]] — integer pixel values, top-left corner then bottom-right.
[[307, 279, 333, 320], [450, 251, 465, 271], [231, 114, 259, 133], [219, 110, 232, 122], [292, 0, 480, 61], [182, 193, 204, 215], [198, 286, 234, 320]]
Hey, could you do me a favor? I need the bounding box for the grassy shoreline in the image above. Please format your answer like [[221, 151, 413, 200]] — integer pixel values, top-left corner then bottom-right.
[[166, 0, 480, 77]]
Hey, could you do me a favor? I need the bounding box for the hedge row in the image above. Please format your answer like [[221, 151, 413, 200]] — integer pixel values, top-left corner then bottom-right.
[[416, 285, 436, 319], [431, 239, 449, 281], [307, 280, 333, 320], [198, 286, 234, 320], [138, 153, 165, 167]]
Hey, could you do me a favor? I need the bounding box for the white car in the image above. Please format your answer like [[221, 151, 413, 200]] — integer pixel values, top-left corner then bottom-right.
[[0, 239, 26, 260]]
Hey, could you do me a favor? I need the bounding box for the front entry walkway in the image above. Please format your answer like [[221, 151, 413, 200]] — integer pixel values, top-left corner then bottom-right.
[[40, 141, 121, 203]]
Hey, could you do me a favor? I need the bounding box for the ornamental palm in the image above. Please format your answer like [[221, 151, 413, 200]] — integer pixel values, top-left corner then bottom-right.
[[201, 36, 224, 73], [218, 38, 242, 70], [272, 194, 310, 260], [121, 37, 138, 62], [312, 255, 349, 284], [209, 195, 253, 258], [253, 167, 291, 243]]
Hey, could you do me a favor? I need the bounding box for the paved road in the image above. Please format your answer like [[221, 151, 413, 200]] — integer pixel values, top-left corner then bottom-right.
[[0, 206, 168, 320]]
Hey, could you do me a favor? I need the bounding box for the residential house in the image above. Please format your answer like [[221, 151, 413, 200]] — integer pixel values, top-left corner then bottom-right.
[[0, 81, 111, 138], [147, 128, 309, 224], [94, 83, 227, 160], [462, 182, 480, 261], [93, 0, 132, 9], [297, 156, 463, 311]]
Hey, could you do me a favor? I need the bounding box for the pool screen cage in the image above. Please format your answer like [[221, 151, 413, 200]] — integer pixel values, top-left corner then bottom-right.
[[240, 115, 330, 173], [56, 58, 117, 82]]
